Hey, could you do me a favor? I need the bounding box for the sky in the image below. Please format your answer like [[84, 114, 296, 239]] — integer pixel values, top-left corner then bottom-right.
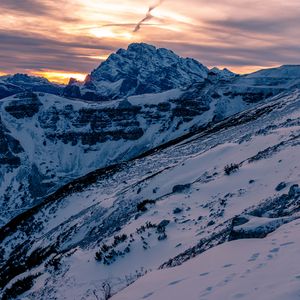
[[1, 0, 300, 83]]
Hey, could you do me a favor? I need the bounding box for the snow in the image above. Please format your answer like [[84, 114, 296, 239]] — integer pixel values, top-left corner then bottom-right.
[[0, 75, 256, 225], [113, 219, 300, 300], [76, 43, 209, 99], [1, 54, 300, 299], [248, 65, 300, 78], [2, 89, 299, 299]]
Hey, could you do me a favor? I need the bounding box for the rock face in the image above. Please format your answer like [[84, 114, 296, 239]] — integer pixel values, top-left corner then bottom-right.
[[4, 92, 42, 118], [64, 43, 210, 100], [1, 45, 300, 226], [0, 88, 218, 225], [0, 117, 23, 167]]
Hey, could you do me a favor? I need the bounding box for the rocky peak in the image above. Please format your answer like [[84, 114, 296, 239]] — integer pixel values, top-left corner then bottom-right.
[[69, 43, 210, 100], [91, 43, 208, 83]]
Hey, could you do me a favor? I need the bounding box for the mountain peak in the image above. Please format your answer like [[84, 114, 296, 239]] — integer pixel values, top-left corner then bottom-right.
[[70, 43, 209, 100], [126, 42, 157, 53]]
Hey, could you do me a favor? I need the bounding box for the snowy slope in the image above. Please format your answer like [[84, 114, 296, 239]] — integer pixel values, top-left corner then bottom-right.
[[1, 88, 300, 299], [113, 219, 300, 300], [0, 78, 24, 99], [248, 64, 300, 79]]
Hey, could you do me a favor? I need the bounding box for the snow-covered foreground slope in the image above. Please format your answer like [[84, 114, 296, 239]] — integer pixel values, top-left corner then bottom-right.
[[1, 89, 300, 299], [113, 219, 300, 300]]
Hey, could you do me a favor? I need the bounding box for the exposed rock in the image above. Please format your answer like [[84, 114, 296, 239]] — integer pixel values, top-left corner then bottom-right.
[[157, 220, 170, 233], [275, 182, 287, 191], [4, 92, 42, 119], [172, 184, 191, 193], [229, 215, 294, 240], [288, 184, 300, 199], [173, 208, 183, 214]]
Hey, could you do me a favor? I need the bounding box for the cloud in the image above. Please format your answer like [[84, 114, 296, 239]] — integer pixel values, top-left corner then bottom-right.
[[1, 0, 300, 76], [156, 40, 300, 68], [0, 30, 117, 73], [0, 0, 51, 16], [206, 16, 300, 35], [133, 0, 165, 32]]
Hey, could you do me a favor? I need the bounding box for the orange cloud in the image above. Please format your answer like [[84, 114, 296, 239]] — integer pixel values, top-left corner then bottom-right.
[[0, 0, 300, 76]]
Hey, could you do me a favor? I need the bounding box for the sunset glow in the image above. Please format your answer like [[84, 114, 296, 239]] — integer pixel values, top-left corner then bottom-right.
[[1, 0, 300, 83], [33, 71, 87, 84]]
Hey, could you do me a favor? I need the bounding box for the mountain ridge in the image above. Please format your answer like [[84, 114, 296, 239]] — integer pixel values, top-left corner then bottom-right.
[[1, 42, 300, 300]]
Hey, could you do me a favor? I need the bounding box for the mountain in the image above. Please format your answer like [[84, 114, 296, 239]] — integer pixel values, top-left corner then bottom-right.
[[248, 64, 300, 78], [0, 81, 246, 226], [209, 67, 236, 79], [0, 74, 63, 99], [1, 55, 300, 226], [64, 43, 210, 100], [0, 79, 24, 100], [1, 43, 300, 300], [1, 88, 300, 299]]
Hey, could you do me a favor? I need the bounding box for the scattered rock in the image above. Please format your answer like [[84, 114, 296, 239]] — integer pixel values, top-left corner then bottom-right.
[[232, 216, 249, 227], [288, 184, 300, 198], [207, 220, 215, 226], [157, 220, 170, 233], [158, 232, 167, 241], [172, 184, 191, 193], [275, 182, 287, 191], [173, 208, 183, 214]]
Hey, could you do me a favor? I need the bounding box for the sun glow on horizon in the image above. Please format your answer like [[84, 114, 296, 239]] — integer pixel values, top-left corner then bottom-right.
[[32, 71, 87, 84]]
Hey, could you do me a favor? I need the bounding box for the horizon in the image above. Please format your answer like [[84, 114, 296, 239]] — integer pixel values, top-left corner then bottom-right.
[[0, 42, 290, 85], [1, 0, 300, 84]]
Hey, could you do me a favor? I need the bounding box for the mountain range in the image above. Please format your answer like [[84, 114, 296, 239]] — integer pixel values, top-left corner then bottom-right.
[[1, 43, 300, 300]]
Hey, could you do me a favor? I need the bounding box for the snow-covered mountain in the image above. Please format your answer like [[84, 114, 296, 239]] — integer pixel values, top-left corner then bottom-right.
[[1, 43, 300, 300], [248, 64, 300, 79], [0, 79, 24, 100], [1, 87, 300, 299], [0, 81, 246, 226], [0, 74, 62, 99], [63, 43, 210, 100], [1, 57, 300, 226]]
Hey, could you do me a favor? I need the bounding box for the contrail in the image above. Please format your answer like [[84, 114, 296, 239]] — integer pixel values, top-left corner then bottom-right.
[[134, 0, 165, 32]]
